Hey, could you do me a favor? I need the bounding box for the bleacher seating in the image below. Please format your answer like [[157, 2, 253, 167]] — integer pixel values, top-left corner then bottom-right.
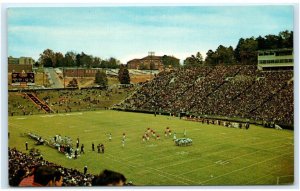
[[116, 65, 293, 126]]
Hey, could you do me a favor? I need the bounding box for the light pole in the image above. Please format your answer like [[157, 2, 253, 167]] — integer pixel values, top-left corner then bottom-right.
[[149, 51, 155, 80], [43, 71, 45, 87], [63, 66, 65, 88]]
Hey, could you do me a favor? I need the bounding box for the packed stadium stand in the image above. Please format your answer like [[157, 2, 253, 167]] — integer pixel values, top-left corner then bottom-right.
[[8, 86, 135, 116], [114, 65, 293, 127]]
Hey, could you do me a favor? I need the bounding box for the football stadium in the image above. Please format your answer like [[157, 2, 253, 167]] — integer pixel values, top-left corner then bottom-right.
[[8, 63, 294, 186], [6, 6, 295, 188]]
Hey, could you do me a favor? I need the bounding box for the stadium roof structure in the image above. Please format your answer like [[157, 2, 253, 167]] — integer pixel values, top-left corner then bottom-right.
[[257, 48, 293, 53]]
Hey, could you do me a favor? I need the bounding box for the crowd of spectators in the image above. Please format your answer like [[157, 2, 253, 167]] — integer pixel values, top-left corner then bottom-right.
[[9, 147, 131, 187], [9, 147, 94, 186], [8, 93, 46, 116], [9, 65, 293, 126], [8, 86, 134, 115], [117, 65, 293, 126]]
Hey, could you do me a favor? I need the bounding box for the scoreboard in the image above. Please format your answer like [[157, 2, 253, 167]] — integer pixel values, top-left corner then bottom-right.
[[12, 72, 35, 85]]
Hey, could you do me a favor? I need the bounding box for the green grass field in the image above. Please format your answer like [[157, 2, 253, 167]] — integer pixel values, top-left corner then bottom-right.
[[8, 110, 294, 186]]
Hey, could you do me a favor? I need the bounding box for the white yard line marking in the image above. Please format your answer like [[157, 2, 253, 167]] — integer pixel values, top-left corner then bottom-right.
[[40, 115, 55, 118], [122, 154, 142, 160], [8, 122, 31, 131], [245, 172, 274, 184], [9, 115, 294, 185], [179, 144, 293, 176], [100, 131, 292, 174], [278, 175, 294, 178], [276, 175, 294, 185], [146, 167, 196, 185], [198, 151, 293, 185], [157, 157, 204, 170], [104, 153, 191, 185], [105, 153, 137, 169], [158, 136, 290, 171], [215, 160, 229, 165]]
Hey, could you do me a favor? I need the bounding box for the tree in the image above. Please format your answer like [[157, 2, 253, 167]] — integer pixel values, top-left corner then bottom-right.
[[205, 50, 218, 65], [108, 57, 120, 69], [162, 55, 180, 68], [99, 57, 120, 69], [75, 52, 93, 68], [34, 61, 40, 68], [76, 53, 82, 67], [234, 37, 257, 64], [234, 38, 244, 63], [234, 31, 293, 64], [38, 49, 55, 67], [95, 70, 108, 87], [67, 78, 78, 87], [264, 35, 279, 49], [64, 51, 76, 67], [183, 56, 196, 68], [55, 52, 64, 67], [118, 65, 130, 84], [183, 52, 204, 68], [196, 52, 204, 64], [256, 36, 266, 50], [100, 60, 109, 68], [278, 30, 293, 48], [92, 57, 101, 68], [81, 53, 93, 68], [215, 45, 235, 64], [239, 37, 258, 64]]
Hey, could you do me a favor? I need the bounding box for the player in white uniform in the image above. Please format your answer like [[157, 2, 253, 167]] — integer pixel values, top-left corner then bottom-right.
[[122, 139, 125, 148], [109, 133, 112, 141]]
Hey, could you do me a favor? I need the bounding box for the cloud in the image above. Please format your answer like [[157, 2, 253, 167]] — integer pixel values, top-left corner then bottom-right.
[[7, 6, 293, 63]]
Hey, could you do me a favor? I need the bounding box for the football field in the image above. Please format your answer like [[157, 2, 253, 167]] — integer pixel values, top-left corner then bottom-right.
[[8, 110, 294, 186]]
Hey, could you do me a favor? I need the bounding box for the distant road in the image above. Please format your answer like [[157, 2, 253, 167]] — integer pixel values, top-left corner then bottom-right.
[[45, 68, 64, 88]]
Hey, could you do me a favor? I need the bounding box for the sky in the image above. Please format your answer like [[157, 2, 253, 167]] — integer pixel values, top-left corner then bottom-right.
[[7, 5, 294, 64]]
